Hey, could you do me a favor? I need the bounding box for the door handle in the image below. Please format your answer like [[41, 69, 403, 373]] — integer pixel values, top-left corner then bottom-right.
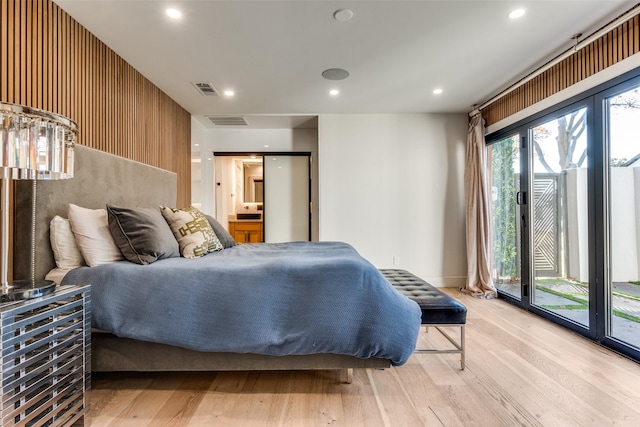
[[516, 191, 527, 205]]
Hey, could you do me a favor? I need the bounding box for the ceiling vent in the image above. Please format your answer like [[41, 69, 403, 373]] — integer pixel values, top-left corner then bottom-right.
[[206, 116, 248, 126], [192, 82, 218, 96]]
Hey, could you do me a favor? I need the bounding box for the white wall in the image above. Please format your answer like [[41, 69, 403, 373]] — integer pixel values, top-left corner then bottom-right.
[[566, 167, 640, 283], [611, 168, 639, 281], [318, 114, 468, 286], [566, 168, 590, 283], [191, 118, 209, 211]]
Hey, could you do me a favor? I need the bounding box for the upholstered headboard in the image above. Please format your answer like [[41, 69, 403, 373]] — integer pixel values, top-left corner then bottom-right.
[[14, 145, 177, 280]]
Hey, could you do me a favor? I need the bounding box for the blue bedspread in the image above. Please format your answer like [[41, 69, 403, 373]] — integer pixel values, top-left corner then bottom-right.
[[62, 241, 421, 365]]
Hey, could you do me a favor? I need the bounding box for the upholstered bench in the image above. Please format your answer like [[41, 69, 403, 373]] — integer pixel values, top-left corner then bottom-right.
[[380, 269, 467, 369]]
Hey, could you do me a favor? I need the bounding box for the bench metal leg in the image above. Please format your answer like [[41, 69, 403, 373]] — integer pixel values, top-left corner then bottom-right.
[[415, 323, 465, 370]]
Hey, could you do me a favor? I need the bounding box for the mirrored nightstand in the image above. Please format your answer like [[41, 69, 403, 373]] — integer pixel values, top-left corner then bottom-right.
[[0, 284, 91, 426]]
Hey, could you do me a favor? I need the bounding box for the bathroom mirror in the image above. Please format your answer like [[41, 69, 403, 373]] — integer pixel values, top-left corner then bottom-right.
[[243, 161, 263, 203]]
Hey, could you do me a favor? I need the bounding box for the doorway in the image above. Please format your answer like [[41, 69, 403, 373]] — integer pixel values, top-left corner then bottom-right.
[[214, 153, 311, 243]]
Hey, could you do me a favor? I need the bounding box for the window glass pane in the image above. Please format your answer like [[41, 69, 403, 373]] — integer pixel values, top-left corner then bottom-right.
[[531, 107, 589, 327], [489, 135, 521, 299], [607, 87, 640, 349]]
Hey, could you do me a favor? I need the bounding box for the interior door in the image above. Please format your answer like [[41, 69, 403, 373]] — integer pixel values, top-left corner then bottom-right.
[[264, 155, 310, 242]]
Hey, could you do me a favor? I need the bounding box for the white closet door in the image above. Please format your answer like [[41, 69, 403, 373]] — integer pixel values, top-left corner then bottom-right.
[[264, 155, 309, 242]]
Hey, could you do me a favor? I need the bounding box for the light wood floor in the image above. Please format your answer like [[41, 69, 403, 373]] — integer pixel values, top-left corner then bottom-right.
[[88, 289, 640, 426]]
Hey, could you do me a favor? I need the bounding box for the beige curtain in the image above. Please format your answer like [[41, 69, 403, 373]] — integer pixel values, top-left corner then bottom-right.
[[464, 113, 498, 298]]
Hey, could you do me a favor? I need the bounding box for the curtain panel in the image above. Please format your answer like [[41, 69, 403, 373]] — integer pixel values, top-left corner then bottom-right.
[[464, 113, 498, 298]]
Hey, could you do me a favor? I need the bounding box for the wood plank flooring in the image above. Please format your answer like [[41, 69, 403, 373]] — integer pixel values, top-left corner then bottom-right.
[[88, 289, 640, 426]]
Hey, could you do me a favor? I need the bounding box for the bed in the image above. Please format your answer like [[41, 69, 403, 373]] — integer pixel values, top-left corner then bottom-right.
[[14, 145, 421, 379]]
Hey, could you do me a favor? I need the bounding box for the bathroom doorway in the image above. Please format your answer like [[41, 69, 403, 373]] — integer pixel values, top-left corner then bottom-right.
[[214, 153, 311, 243]]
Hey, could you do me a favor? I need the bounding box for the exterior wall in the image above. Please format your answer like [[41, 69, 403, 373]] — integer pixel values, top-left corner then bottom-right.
[[566, 167, 640, 282], [566, 168, 590, 282], [610, 168, 640, 281]]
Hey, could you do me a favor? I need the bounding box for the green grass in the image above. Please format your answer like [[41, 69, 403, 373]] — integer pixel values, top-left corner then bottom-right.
[[536, 285, 589, 305], [613, 310, 640, 323], [536, 284, 640, 322], [631, 281, 640, 286], [536, 277, 588, 287], [543, 305, 587, 310], [536, 278, 575, 285], [613, 291, 640, 302]]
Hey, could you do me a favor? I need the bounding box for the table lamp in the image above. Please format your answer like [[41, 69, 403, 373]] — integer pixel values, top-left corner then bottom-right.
[[0, 102, 76, 302]]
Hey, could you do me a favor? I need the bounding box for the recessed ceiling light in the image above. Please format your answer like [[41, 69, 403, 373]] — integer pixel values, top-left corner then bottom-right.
[[165, 8, 182, 19], [329, 89, 340, 96], [194, 143, 200, 147], [264, 145, 270, 148], [433, 88, 443, 95], [508, 8, 526, 19], [333, 9, 354, 22], [322, 68, 349, 80], [223, 90, 235, 97]]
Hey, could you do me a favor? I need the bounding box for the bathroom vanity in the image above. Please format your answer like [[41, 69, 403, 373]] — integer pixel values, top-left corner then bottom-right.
[[228, 214, 263, 243]]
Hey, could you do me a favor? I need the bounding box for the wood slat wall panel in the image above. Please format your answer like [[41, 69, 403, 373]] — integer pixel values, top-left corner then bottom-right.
[[0, 0, 190, 206], [482, 9, 640, 127]]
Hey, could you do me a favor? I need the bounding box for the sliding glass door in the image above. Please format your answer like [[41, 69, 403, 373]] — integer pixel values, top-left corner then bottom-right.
[[531, 107, 589, 327], [489, 134, 521, 300], [487, 71, 640, 361], [603, 84, 640, 349]]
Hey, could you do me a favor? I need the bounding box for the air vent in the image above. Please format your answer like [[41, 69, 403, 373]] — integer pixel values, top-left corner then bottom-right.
[[206, 116, 248, 126], [192, 82, 218, 96]]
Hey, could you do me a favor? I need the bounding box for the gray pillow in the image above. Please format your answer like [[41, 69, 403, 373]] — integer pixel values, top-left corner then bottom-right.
[[107, 205, 180, 264], [205, 215, 236, 248]]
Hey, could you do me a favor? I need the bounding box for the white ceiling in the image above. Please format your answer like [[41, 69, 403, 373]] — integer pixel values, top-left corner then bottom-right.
[[54, 0, 635, 129]]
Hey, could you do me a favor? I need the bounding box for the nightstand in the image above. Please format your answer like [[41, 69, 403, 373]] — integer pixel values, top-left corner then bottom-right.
[[0, 284, 91, 426]]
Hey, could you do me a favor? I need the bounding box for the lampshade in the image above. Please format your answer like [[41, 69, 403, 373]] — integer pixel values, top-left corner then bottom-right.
[[0, 102, 75, 181]]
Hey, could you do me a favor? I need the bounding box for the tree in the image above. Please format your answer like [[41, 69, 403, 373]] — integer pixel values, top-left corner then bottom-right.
[[491, 137, 518, 279], [533, 109, 586, 173], [533, 88, 640, 172]]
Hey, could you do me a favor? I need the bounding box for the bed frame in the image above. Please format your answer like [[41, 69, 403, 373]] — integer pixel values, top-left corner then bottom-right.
[[14, 145, 390, 380]]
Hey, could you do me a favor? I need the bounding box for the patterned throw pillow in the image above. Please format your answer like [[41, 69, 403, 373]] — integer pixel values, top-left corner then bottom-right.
[[160, 205, 223, 258]]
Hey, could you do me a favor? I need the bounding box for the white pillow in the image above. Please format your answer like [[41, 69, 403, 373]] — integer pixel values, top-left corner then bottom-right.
[[68, 204, 124, 267], [49, 215, 85, 270], [45, 267, 73, 286]]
